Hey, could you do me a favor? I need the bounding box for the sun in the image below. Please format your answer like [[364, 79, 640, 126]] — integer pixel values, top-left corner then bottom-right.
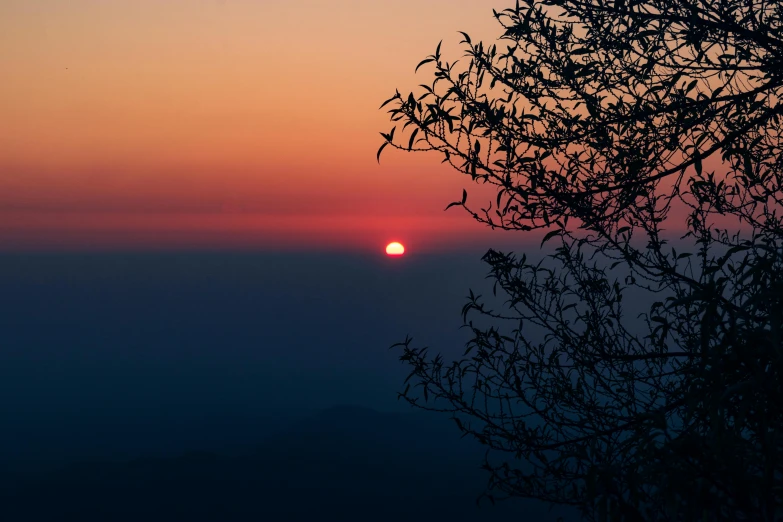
[[385, 242, 405, 256]]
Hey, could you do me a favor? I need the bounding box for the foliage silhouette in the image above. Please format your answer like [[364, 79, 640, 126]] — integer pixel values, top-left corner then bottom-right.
[[379, 0, 783, 520]]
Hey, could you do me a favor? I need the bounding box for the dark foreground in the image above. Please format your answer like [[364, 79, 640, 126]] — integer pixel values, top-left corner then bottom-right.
[[0, 251, 578, 521], [1, 405, 577, 522]]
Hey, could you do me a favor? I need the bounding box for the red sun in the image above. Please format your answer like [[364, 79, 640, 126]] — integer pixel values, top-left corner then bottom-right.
[[385, 242, 405, 256]]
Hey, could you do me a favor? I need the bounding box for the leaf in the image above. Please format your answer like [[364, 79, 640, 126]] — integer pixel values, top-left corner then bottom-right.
[[408, 128, 419, 150], [378, 93, 399, 110], [445, 189, 467, 211], [743, 152, 753, 177], [376, 141, 388, 163], [415, 58, 435, 73], [442, 150, 450, 164], [541, 229, 560, 247]]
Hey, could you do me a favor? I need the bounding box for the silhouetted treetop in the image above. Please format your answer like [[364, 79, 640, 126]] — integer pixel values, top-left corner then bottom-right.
[[379, 0, 782, 237], [380, 1, 783, 521]]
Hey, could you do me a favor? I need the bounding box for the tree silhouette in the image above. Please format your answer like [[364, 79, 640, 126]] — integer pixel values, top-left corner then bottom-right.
[[378, 0, 782, 520]]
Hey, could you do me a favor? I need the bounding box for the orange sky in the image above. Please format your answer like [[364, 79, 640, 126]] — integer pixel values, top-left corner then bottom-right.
[[0, 0, 532, 252]]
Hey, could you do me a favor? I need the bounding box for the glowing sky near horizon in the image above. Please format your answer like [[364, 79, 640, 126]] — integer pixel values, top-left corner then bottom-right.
[[0, 0, 516, 252]]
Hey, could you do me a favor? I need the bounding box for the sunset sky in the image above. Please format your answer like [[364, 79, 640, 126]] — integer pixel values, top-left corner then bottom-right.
[[0, 0, 524, 252]]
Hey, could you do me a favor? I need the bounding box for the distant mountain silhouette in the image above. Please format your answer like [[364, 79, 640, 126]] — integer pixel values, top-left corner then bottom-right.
[[0, 405, 577, 521]]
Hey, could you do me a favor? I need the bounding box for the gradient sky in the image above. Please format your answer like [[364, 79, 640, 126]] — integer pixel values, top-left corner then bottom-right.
[[0, 0, 527, 252]]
